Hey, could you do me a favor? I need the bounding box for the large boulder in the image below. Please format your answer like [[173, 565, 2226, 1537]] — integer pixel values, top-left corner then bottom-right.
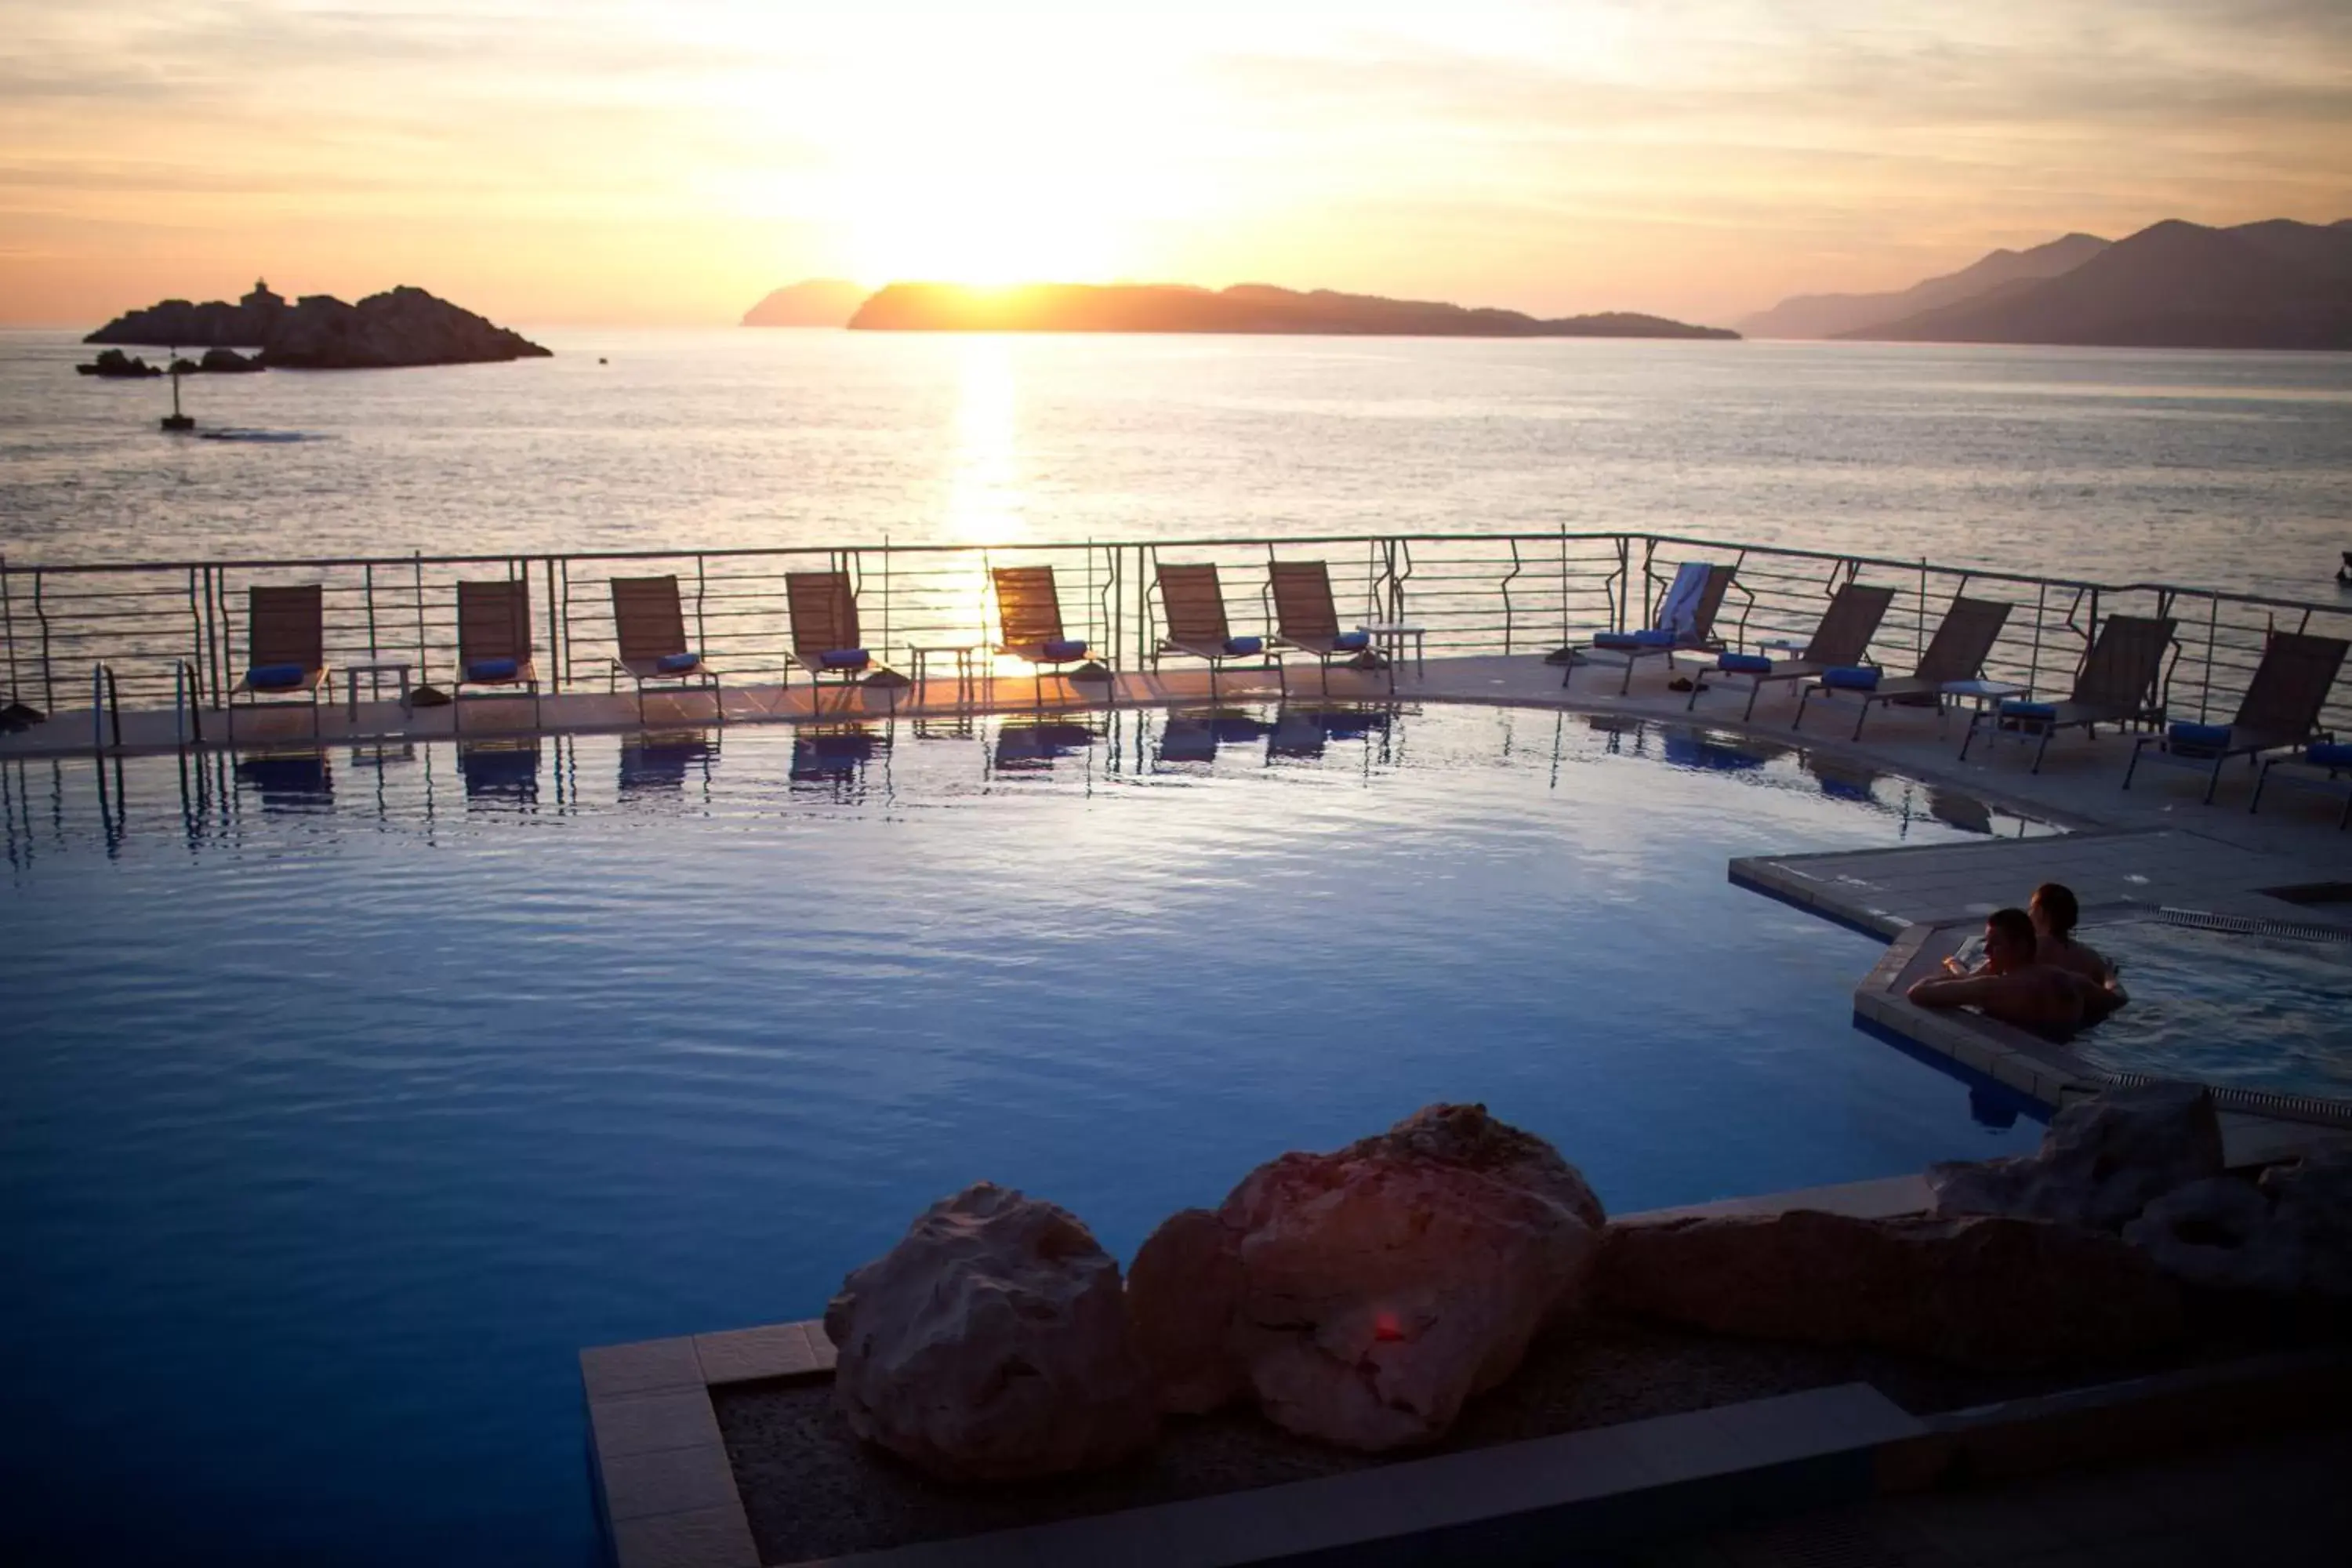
[[1126, 1103, 1605, 1450], [1928, 1083, 2223, 1230], [823, 1182, 1158, 1482], [2124, 1149, 2352, 1299], [1599, 1208, 2187, 1369]]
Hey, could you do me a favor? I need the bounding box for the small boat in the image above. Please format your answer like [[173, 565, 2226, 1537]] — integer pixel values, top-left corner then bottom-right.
[[2339, 551, 2352, 586]]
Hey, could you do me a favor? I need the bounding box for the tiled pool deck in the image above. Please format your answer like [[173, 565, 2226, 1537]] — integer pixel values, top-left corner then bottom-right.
[[26, 655, 2352, 1565]]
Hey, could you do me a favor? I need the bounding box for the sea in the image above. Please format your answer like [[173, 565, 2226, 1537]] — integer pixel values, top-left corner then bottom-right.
[[2, 327, 2350, 598]]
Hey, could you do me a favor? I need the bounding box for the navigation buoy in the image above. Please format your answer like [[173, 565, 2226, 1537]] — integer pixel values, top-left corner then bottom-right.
[[161, 348, 194, 433]]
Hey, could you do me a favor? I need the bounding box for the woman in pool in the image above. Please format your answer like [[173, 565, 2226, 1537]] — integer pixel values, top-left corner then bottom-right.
[[1943, 882, 2121, 989], [2026, 882, 2117, 987]]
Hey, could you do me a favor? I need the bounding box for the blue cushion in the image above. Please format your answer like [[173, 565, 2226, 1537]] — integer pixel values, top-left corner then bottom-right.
[[1041, 638, 1087, 662], [1629, 629, 1678, 648], [247, 662, 307, 690], [655, 651, 702, 674], [1717, 653, 1773, 675], [1332, 630, 1371, 652], [2306, 742, 2352, 768], [2000, 699, 2057, 719], [465, 657, 520, 683], [1221, 635, 1263, 656], [1592, 633, 1642, 650], [2168, 720, 2233, 750], [818, 648, 869, 670], [1823, 665, 1881, 691]]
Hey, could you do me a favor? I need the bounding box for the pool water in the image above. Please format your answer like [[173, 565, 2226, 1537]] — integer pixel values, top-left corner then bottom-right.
[[2074, 917, 2352, 1102], [0, 703, 2048, 1566]]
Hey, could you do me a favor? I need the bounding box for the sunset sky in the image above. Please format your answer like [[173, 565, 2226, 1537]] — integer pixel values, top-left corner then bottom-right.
[[2, 0, 2347, 328]]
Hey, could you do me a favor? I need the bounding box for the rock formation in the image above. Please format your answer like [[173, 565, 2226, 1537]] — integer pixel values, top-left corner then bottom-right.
[[1599, 1209, 2186, 1370], [74, 348, 163, 378], [823, 1182, 1157, 1482], [1927, 1083, 2223, 1230], [86, 280, 550, 369], [1125, 1102, 1605, 1450], [2124, 1149, 2352, 1300]]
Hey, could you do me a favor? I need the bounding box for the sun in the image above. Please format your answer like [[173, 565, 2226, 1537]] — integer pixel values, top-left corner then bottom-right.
[[804, 19, 1190, 288], [845, 185, 1121, 289]]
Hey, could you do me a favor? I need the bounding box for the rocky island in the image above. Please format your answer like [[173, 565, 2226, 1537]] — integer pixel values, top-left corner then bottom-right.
[[848, 281, 1738, 339], [85, 280, 551, 369]]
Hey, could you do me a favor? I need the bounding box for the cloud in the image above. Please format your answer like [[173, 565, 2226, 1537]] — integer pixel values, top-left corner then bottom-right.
[[0, 0, 2347, 323]]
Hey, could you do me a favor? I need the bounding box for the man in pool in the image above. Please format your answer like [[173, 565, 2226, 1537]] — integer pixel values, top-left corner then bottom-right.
[[1907, 907, 2123, 1036]]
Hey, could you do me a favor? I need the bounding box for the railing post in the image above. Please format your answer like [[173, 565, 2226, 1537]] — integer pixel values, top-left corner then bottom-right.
[[412, 552, 428, 688], [365, 562, 379, 660], [544, 556, 561, 693]]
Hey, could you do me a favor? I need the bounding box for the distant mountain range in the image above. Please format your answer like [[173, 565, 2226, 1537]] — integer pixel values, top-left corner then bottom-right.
[[1737, 234, 2111, 339], [741, 279, 867, 328], [842, 282, 1738, 338], [1745, 218, 2352, 350]]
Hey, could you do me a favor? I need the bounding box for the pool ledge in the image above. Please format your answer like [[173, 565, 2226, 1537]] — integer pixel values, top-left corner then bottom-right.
[[582, 1295, 2352, 1568], [1850, 917, 2352, 1166]]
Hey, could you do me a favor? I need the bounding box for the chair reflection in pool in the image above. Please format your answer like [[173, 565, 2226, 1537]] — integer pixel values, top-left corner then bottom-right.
[[1959, 614, 2177, 772], [1268, 560, 1381, 695], [1152, 562, 1274, 702], [1563, 561, 1734, 694], [990, 565, 1098, 710], [785, 571, 882, 716], [608, 575, 723, 726], [453, 579, 543, 733], [227, 583, 328, 743], [1795, 595, 2013, 741], [458, 740, 539, 801], [619, 733, 717, 796], [2125, 630, 2349, 804]]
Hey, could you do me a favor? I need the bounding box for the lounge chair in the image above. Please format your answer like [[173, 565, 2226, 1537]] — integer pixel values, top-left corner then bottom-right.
[[227, 583, 328, 742], [2251, 742, 2352, 829], [1268, 561, 1382, 695], [1794, 595, 2013, 740], [1958, 614, 2177, 771], [2123, 631, 2347, 802], [1154, 562, 1273, 700], [1563, 561, 1734, 694], [785, 572, 878, 715], [1686, 582, 1894, 721], [453, 579, 542, 733], [608, 575, 723, 726], [991, 565, 1097, 706]]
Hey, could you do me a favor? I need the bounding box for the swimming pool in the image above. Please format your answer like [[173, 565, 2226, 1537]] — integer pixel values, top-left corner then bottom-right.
[[0, 704, 2049, 1566], [2073, 915, 2352, 1105]]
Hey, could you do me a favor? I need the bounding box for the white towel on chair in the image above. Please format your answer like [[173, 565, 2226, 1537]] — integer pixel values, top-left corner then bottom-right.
[[1655, 561, 1713, 640]]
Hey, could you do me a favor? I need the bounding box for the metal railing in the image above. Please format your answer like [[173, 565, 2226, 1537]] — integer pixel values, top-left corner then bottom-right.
[[5, 533, 2350, 746]]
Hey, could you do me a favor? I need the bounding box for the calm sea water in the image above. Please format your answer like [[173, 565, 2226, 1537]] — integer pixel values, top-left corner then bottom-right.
[[2, 705, 2049, 1566], [2, 329, 2348, 597]]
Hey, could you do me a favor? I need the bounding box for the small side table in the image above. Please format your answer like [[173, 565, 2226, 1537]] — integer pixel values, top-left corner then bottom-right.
[[1357, 622, 1427, 676], [909, 644, 985, 700], [345, 659, 412, 724], [1940, 678, 2027, 736]]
